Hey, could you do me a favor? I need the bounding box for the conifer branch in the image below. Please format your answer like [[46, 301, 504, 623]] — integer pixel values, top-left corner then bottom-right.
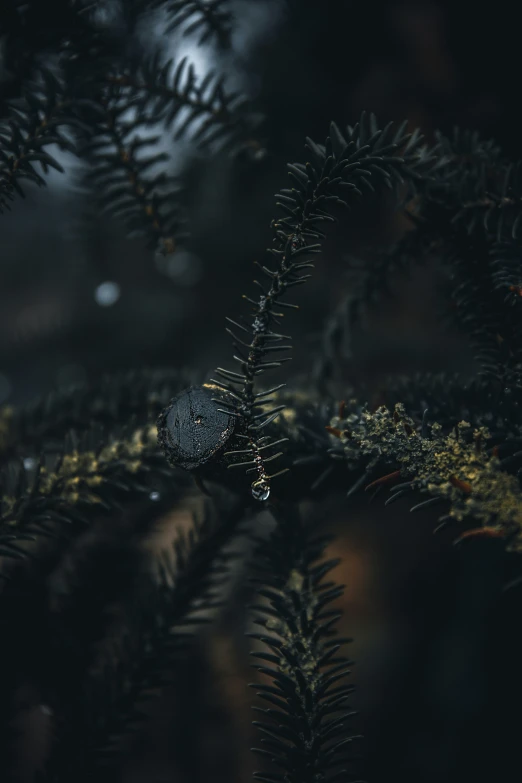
[[82, 89, 187, 255], [147, 0, 233, 47], [214, 113, 438, 500], [82, 50, 261, 253], [43, 493, 246, 781], [327, 401, 522, 550], [0, 367, 192, 463], [368, 371, 518, 432], [4, 5, 522, 780], [0, 67, 96, 211], [323, 126, 522, 387], [312, 222, 443, 388], [0, 0, 107, 115], [441, 222, 513, 381], [488, 239, 522, 370], [453, 159, 522, 242], [404, 215, 522, 387], [411, 129, 522, 383], [0, 421, 189, 583], [249, 503, 360, 783], [106, 54, 263, 154]]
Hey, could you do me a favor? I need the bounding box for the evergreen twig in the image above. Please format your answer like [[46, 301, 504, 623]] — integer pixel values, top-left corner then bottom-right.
[[0, 421, 189, 583], [214, 113, 439, 500], [249, 503, 360, 783], [44, 492, 247, 781]]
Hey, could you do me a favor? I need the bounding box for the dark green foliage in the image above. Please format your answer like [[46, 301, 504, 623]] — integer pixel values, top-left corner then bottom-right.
[[4, 3, 522, 782], [406, 130, 522, 385], [213, 114, 440, 500], [77, 41, 264, 250], [367, 371, 522, 433], [0, 0, 262, 226], [0, 367, 192, 461], [42, 492, 245, 782], [0, 1, 106, 107], [148, 0, 233, 46], [311, 125, 522, 390], [1, 100, 520, 779], [0, 368, 195, 580], [81, 96, 188, 254], [105, 53, 262, 151], [77, 49, 262, 253], [0, 67, 97, 211], [312, 224, 442, 387], [249, 504, 360, 783], [0, 418, 190, 583]]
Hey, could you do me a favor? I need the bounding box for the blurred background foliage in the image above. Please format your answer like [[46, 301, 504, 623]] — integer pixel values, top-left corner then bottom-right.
[[2, 1, 522, 782]]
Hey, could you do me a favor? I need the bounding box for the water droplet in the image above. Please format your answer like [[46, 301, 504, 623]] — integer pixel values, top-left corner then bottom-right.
[[23, 457, 36, 471], [251, 478, 270, 501], [149, 491, 161, 501]]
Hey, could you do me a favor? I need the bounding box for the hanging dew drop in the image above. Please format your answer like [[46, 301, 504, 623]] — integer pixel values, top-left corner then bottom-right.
[[251, 478, 270, 501]]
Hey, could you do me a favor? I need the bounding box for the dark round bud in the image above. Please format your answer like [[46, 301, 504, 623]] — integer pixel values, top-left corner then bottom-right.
[[157, 384, 235, 471]]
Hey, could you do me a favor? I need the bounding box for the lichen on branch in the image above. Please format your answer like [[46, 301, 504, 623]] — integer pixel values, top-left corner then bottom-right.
[[328, 401, 522, 550]]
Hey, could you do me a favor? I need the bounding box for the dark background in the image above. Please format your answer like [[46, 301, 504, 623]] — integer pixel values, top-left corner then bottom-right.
[[3, 0, 516, 406], [2, 2, 522, 782]]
